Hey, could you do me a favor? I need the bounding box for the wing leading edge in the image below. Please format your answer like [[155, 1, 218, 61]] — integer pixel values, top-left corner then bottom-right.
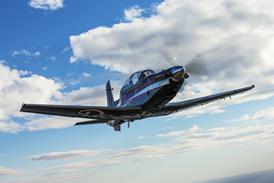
[[158, 85, 255, 114]]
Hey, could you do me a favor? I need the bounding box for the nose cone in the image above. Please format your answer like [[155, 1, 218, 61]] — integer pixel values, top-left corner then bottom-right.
[[169, 66, 189, 82], [170, 66, 185, 75]]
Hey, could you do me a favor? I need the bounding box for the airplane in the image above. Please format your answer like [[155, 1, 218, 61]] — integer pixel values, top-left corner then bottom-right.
[[20, 66, 255, 131]]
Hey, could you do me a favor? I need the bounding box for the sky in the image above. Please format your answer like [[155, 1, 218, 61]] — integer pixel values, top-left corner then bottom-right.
[[0, 0, 274, 182]]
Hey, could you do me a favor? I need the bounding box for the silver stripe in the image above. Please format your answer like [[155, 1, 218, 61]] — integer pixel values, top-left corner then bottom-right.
[[121, 79, 170, 107]]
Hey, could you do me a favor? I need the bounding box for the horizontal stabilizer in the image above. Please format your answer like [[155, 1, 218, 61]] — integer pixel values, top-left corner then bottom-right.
[[74, 119, 108, 126]]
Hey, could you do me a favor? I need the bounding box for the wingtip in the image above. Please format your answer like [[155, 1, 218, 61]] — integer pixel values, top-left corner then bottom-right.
[[20, 103, 26, 112], [248, 84, 255, 90], [74, 122, 81, 126]]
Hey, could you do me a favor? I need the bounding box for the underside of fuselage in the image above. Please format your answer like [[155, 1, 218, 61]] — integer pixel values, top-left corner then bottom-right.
[[141, 80, 184, 110]]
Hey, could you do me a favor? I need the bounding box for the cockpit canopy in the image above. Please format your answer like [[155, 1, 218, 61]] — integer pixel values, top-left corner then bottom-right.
[[122, 70, 156, 90]]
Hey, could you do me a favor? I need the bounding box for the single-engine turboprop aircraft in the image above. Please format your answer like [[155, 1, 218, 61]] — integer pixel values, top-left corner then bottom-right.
[[21, 66, 254, 131]]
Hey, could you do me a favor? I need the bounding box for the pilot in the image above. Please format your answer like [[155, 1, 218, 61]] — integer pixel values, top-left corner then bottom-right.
[[140, 72, 148, 81]]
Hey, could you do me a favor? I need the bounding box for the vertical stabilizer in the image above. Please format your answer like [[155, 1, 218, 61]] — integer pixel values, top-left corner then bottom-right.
[[106, 80, 115, 107]]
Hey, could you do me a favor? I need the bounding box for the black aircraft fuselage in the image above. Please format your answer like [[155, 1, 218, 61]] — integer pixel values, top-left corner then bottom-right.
[[109, 66, 189, 110]]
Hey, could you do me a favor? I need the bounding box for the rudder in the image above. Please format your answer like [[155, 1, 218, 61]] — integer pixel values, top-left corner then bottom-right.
[[106, 80, 115, 107]]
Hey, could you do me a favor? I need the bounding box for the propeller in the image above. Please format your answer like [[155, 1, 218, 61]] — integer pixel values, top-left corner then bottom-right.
[[160, 50, 206, 99], [185, 55, 208, 76], [160, 48, 206, 76]]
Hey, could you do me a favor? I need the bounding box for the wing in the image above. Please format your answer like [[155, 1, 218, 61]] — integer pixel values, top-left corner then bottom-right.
[[20, 104, 142, 120], [154, 85, 255, 116]]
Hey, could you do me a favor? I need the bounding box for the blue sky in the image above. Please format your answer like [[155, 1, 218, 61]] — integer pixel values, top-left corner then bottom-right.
[[0, 0, 274, 182]]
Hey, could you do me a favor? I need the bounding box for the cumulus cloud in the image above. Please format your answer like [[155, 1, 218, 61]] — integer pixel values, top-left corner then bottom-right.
[[0, 63, 119, 133], [29, 150, 102, 161], [0, 63, 65, 133], [124, 6, 144, 22], [0, 64, 62, 121], [29, 0, 64, 10], [69, 0, 274, 109], [59, 82, 120, 106], [11, 49, 41, 58]]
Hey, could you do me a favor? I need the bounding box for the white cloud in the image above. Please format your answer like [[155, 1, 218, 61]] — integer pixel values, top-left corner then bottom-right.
[[81, 72, 91, 78], [37, 159, 120, 176], [24, 116, 77, 132], [29, 150, 102, 161], [142, 106, 274, 143], [0, 59, 6, 64], [137, 136, 146, 139], [140, 123, 274, 157], [0, 64, 62, 121], [60, 86, 106, 106], [29, 0, 64, 11], [0, 121, 23, 134], [47, 56, 56, 61], [11, 49, 41, 58], [69, 0, 274, 109], [26, 121, 274, 181], [231, 107, 274, 122], [0, 63, 80, 133], [124, 6, 144, 22], [0, 166, 18, 176], [0, 63, 118, 133], [156, 129, 185, 138], [61, 46, 70, 53], [59, 82, 120, 106]]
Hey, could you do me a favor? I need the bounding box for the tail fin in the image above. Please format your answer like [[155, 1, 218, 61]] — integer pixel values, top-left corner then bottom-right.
[[106, 80, 115, 107]]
